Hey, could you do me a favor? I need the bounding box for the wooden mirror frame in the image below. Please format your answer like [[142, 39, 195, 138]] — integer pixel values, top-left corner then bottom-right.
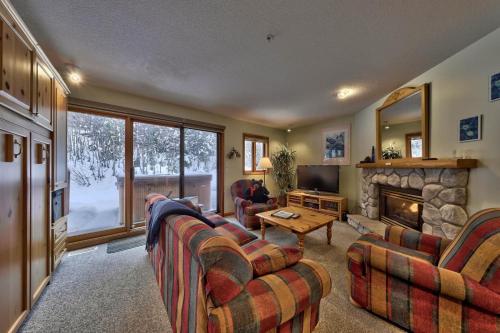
[[376, 83, 430, 161]]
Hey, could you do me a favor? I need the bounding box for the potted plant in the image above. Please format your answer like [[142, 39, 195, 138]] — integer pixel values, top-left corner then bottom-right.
[[270, 145, 296, 206], [382, 146, 402, 159]]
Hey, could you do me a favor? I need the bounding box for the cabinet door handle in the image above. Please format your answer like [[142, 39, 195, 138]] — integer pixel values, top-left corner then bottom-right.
[[13, 139, 22, 158], [36, 144, 48, 164]]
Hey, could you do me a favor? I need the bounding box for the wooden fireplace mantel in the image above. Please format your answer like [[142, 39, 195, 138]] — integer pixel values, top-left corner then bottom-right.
[[355, 158, 478, 169]]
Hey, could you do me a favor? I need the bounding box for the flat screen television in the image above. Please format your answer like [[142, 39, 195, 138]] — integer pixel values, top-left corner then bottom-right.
[[297, 165, 340, 194]]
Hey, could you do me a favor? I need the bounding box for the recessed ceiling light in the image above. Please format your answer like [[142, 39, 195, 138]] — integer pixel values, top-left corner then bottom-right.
[[68, 71, 82, 84], [287, 128, 292, 133], [337, 88, 354, 99], [65, 63, 83, 85]]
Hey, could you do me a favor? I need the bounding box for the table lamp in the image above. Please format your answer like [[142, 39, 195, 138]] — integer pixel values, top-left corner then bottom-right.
[[257, 156, 273, 187]]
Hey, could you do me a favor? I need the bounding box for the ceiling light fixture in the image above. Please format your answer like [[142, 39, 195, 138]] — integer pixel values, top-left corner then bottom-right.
[[384, 121, 390, 130], [287, 128, 292, 133], [69, 71, 82, 84], [337, 88, 354, 99], [65, 63, 83, 85]]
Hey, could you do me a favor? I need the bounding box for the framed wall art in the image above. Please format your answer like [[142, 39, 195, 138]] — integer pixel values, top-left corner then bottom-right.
[[459, 115, 482, 142], [490, 72, 500, 102], [322, 125, 350, 165]]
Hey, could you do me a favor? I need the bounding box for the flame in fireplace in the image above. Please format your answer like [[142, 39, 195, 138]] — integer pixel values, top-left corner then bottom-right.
[[409, 203, 418, 213]]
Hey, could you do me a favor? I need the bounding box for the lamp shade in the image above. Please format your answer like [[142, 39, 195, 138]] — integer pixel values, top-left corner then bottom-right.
[[257, 156, 273, 169]]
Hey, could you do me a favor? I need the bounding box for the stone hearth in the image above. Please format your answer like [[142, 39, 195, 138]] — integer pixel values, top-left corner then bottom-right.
[[360, 168, 469, 239]]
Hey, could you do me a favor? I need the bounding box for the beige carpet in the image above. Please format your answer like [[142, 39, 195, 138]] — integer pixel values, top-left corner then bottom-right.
[[21, 219, 402, 332]]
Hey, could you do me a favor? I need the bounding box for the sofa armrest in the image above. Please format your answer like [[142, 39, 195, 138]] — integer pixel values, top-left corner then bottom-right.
[[234, 196, 252, 208], [384, 225, 451, 258], [208, 259, 331, 332], [360, 241, 500, 315]]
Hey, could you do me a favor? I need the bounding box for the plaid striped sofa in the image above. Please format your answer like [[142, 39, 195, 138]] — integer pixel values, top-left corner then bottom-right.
[[230, 179, 278, 229], [146, 195, 331, 333], [347, 208, 500, 332]]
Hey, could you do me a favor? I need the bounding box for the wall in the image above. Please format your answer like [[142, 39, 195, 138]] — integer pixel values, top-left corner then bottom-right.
[[381, 121, 421, 158], [286, 115, 358, 210], [288, 27, 500, 216], [70, 84, 287, 213]]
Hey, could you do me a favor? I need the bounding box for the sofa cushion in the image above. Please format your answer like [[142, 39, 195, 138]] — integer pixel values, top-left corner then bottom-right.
[[356, 233, 437, 265], [174, 198, 202, 213], [242, 239, 302, 276], [202, 211, 230, 227], [438, 208, 500, 292], [215, 222, 257, 246], [244, 203, 277, 216]]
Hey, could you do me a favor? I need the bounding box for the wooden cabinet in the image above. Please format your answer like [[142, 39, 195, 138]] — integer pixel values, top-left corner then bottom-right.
[[53, 80, 67, 189], [0, 123, 29, 333], [52, 216, 67, 270], [30, 134, 51, 304], [287, 191, 348, 221], [0, 3, 69, 331], [34, 59, 53, 129], [0, 20, 33, 113], [13, 34, 32, 108]]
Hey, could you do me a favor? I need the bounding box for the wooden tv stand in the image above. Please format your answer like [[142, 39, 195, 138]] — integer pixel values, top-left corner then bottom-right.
[[287, 191, 347, 220]]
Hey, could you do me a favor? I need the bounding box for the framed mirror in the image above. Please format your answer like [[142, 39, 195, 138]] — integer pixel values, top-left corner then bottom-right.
[[376, 83, 429, 160]]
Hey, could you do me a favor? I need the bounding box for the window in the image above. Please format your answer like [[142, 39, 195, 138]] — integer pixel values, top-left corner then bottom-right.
[[243, 133, 269, 174], [405, 132, 422, 158]]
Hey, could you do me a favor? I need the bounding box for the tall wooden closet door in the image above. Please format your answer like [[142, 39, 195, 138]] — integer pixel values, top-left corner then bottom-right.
[[0, 126, 28, 333], [30, 133, 51, 304]]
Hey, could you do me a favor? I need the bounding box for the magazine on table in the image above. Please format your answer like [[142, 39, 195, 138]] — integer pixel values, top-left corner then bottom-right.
[[271, 210, 300, 219]]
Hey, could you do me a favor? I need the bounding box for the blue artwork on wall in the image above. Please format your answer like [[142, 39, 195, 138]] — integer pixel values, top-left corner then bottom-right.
[[491, 72, 500, 102], [459, 115, 482, 142]]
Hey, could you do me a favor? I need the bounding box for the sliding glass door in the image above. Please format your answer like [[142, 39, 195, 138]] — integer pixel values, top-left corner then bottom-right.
[[67, 112, 125, 235], [132, 121, 180, 225], [184, 128, 218, 212], [67, 109, 223, 240]]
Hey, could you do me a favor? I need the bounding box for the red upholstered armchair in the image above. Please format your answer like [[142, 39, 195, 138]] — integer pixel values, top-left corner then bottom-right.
[[230, 179, 278, 229], [347, 208, 500, 333]]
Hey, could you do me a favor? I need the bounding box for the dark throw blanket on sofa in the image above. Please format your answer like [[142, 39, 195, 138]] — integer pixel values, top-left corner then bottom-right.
[[146, 199, 216, 249]]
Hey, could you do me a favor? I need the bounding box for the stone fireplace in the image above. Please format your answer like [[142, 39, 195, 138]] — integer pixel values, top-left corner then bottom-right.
[[360, 168, 470, 239]]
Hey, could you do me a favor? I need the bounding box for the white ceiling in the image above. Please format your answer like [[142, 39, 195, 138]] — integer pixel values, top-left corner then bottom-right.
[[11, 0, 500, 129]]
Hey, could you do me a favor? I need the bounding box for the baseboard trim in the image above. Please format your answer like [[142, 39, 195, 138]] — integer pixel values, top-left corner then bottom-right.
[[67, 228, 146, 251]]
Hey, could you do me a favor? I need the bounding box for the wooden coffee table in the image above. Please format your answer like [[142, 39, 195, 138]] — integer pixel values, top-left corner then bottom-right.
[[256, 206, 336, 252]]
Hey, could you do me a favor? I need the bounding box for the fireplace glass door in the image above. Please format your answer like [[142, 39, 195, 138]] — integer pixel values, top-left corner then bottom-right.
[[380, 186, 423, 230]]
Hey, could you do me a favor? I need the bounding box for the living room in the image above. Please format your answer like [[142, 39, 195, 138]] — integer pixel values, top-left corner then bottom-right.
[[1, 1, 499, 332]]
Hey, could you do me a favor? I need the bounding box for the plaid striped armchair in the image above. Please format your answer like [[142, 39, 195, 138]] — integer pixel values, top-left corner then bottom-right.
[[347, 208, 500, 333], [230, 179, 278, 229]]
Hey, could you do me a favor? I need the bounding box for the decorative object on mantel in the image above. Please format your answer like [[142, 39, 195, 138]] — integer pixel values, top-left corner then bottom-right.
[[459, 115, 482, 142], [490, 71, 500, 102], [360, 167, 471, 239], [227, 147, 241, 159], [322, 125, 350, 165], [359, 156, 372, 164], [371, 145, 375, 162], [381, 145, 402, 159]]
